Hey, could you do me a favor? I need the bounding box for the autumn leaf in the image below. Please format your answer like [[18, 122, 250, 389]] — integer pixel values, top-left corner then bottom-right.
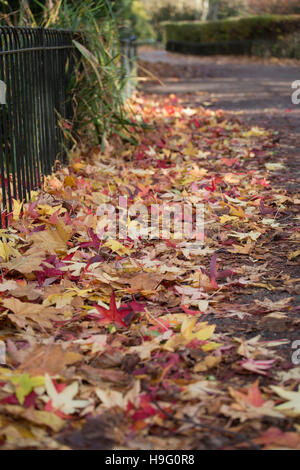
[[240, 358, 276, 375], [271, 385, 300, 417], [10, 373, 44, 405], [103, 239, 132, 256], [92, 292, 130, 328], [41, 374, 90, 415]]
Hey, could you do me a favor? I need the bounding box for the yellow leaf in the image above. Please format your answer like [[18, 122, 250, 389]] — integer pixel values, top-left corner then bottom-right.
[[229, 205, 245, 218], [55, 221, 72, 243], [26, 228, 68, 255], [242, 127, 268, 137], [229, 241, 254, 254], [183, 141, 198, 158], [64, 175, 77, 188], [12, 199, 23, 221], [104, 239, 132, 256], [72, 161, 85, 172], [37, 204, 65, 216], [43, 292, 75, 308], [164, 318, 217, 351], [0, 242, 19, 261], [288, 250, 300, 261], [265, 163, 285, 171], [220, 215, 239, 224]]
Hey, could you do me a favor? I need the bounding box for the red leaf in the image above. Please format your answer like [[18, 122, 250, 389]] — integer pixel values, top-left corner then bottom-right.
[[209, 252, 219, 289], [93, 292, 128, 328]]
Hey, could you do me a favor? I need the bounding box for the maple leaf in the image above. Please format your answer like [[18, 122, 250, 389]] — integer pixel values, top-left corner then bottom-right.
[[271, 385, 300, 417], [164, 317, 221, 352], [254, 427, 300, 450], [240, 358, 276, 375], [96, 380, 140, 409], [41, 374, 90, 415], [229, 380, 266, 407], [92, 292, 130, 328], [10, 373, 44, 405], [12, 199, 23, 221], [104, 239, 132, 256]]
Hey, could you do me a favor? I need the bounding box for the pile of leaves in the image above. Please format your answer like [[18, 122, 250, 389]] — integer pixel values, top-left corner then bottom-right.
[[0, 93, 299, 450]]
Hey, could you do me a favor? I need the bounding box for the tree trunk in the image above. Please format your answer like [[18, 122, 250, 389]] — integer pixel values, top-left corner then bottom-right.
[[19, 0, 31, 25], [202, 0, 221, 21]]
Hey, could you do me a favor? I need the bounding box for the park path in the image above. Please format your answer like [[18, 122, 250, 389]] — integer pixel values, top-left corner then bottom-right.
[[138, 46, 300, 193], [138, 46, 300, 319], [1, 47, 300, 451]]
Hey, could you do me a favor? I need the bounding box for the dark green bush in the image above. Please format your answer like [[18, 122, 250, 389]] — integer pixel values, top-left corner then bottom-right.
[[163, 14, 300, 44], [163, 15, 300, 57]]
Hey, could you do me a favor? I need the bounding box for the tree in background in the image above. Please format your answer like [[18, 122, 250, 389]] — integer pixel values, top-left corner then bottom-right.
[[242, 0, 300, 15], [141, 0, 241, 30], [201, 0, 220, 21]]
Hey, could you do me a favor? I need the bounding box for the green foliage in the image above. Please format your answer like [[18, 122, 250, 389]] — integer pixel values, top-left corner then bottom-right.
[[163, 14, 300, 44], [0, 0, 140, 145], [49, 0, 139, 145], [129, 0, 155, 40], [141, 1, 200, 40], [245, 0, 300, 16]]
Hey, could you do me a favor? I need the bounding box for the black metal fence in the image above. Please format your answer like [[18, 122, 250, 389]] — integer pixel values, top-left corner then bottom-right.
[[120, 36, 137, 100], [0, 27, 78, 226]]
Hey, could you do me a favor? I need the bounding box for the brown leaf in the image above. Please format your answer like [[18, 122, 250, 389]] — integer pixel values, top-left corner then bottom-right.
[[123, 272, 163, 292], [2, 297, 62, 330], [79, 365, 132, 386], [19, 344, 82, 375], [4, 253, 45, 274]]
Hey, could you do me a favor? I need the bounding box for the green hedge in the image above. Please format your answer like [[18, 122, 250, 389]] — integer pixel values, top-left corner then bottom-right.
[[163, 15, 300, 44]]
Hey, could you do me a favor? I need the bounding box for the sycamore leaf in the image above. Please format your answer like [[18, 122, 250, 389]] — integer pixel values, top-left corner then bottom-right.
[[3, 252, 45, 274], [2, 297, 62, 330]]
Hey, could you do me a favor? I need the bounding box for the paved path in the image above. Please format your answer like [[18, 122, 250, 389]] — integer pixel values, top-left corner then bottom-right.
[[138, 47, 300, 191], [138, 47, 300, 306], [139, 47, 299, 114]]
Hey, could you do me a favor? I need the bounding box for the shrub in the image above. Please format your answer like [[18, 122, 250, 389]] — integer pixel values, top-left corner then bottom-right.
[[163, 15, 300, 43], [163, 14, 300, 57]]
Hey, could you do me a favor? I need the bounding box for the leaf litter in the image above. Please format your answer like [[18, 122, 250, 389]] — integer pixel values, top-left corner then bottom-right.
[[0, 92, 299, 450]]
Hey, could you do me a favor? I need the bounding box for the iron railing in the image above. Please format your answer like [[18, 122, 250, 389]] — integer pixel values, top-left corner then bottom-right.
[[0, 26, 79, 226], [0, 27, 137, 227], [120, 36, 137, 100]]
